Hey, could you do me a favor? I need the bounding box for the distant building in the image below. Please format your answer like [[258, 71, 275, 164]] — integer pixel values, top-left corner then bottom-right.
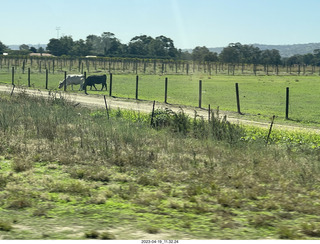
[[2, 53, 8, 56], [29, 53, 54, 57]]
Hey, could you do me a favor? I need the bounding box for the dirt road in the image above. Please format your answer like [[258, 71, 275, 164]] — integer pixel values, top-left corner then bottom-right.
[[1, 84, 319, 133]]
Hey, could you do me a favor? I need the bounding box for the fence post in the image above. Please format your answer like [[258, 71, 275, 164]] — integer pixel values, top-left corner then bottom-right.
[[22, 60, 25, 74], [266, 115, 276, 145], [11, 67, 14, 86], [199, 80, 202, 108], [135, 75, 139, 100], [84, 71, 87, 94], [109, 73, 113, 96], [235, 83, 241, 114], [104, 95, 110, 120], [164, 77, 168, 103], [64, 71, 67, 92], [28, 68, 31, 87], [45, 69, 48, 89], [150, 100, 156, 126], [286, 87, 289, 120]]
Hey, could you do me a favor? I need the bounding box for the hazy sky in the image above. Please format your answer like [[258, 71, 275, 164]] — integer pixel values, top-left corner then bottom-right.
[[1, 0, 319, 49]]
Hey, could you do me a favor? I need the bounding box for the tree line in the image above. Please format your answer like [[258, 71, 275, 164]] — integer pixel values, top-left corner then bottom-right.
[[1, 33, 320, 69], [46, 32, 181, 59]]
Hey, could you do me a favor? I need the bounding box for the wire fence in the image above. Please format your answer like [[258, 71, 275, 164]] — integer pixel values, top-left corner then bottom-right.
[[1, 56, 320, 124], [1, 56, 320, 76]]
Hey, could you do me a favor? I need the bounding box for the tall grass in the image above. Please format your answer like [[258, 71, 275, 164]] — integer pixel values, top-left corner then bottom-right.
[[1, 91, 320, 239]]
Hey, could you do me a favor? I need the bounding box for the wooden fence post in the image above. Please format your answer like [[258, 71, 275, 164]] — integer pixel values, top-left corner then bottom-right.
[[10, 66, 15, 96], [64, 71, 67, 92], [286, 87, 289, 120], [11, 67, 14, 86], [45, 69, 48, 89], [135, 75, 139, 100], [150, 100, 156, 126], [199, 80, 202, 108], [84, 71, 87, 94], [22, 60, 25, 74], [266, 115, 276, 145], [104, 95, 110, 120], [164, 77, 168, 103], [235, 83, 242, 114], [109, 73, 113, 96], [28, 68, 31, 87]]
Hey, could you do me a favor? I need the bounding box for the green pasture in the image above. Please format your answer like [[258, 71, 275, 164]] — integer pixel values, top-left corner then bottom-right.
[[1, 70, 320, 125]]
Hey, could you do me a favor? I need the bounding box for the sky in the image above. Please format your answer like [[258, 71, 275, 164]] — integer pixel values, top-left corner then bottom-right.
[[1, 0, 320, 49]]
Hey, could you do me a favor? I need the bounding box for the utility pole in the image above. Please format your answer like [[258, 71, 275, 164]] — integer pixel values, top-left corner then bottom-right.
[[56, 27, 61, 39]]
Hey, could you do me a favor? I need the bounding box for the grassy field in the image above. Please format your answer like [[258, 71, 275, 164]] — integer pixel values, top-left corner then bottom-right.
[[1, 92, 320, 240], [1, 70, 320, 126]]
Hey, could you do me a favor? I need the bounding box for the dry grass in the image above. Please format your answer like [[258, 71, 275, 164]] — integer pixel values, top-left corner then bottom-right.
[[0, 92, 320, 239]]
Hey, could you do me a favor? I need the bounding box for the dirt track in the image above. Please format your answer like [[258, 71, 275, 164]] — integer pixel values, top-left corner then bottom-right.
[[1, 84, 319, 133]]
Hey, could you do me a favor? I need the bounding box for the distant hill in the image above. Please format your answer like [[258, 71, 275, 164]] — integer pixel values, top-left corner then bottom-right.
[[251, 43, 320, 57], [184, 43, 320, 58], [8, 44, 47, 50]]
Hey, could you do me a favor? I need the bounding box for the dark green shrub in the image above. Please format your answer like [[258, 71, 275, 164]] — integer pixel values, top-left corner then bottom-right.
[[0, 174, 8, 189], [85, 230, 99, 239], [209, 110, 244, 143], [0, 220, 12, 231], [11, 157, 33, 172], [99, 231, 116, 240], [145, 225, 160, 234], [301, 222, 320, 237], [7, 196, 32, 209], [151, 108, 172, 128], [151, 108, 244, 142], [278, 226, 300, 239], [151, 108, 190, 135]]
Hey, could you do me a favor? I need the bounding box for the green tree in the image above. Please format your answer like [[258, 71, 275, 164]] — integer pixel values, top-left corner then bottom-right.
[[204, 52, 218, 62], [86, 32, 124, 56], [86, 34, 102, 55], [303, 53, 314, 66], [261, 49, 281, 74], [71, 39, 91, 56], [149, 39, 167, 57], [19, 44, 29, 51], [219, 43, 262, 65], [101, 32, 123, 55], [286, 55, 301, 65], [0, 41, 8, 54], [219, 43, 241, 64], [313, 49, 320, 66], [192, 46, 217, 61], [38, 47, 45, 54], [47, 36, 74, 56], [128, 35, 153, 56], [155, 35, 178, 58], [29, 47, 37, 53]]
